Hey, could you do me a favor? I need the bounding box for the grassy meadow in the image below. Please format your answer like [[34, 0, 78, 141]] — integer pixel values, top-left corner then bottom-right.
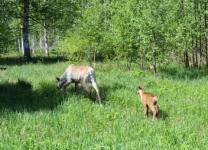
[[0, 56, 208, 149]]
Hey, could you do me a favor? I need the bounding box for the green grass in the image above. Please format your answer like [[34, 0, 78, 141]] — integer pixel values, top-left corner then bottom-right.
[[0, 57, 208, 149]]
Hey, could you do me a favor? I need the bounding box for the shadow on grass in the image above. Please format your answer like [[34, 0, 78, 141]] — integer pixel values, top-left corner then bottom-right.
[[157, 109, 169, 120], [0, 67, 6, 70], [65, 82, 125, 104], [0, 79, 128, 111], [0, 80, 66, 112], [99, 83, 125, 104], [0, 56, 68, 66], [159, 66, 208, 80]]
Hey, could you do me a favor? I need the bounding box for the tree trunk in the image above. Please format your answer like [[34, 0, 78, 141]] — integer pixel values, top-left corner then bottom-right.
[[140, 51, 145, 69], [205, 2, 208, 66], [199, 1, 203, 66], [18, 38, 21, 54], [43, 21, 49, 57], [21, 35, 24, 55], [205, 37, 208, 66], [195, 39, 198, 67], [93, 51, 96, 68], [199, 36, 202, 66], [42, 0, 49, 57], [83, 0, 88, 7], [22, 0, 31, 60], [153, 48, 157, 76], [194, 0, 199, 67], [192, 35, 195, 66], [31, 35, 35, 54], [184, 51, 189, 68], [39, 32, 43, 51]]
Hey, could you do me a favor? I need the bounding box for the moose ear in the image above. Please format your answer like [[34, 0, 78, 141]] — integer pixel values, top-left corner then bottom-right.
[[56, 77, 60, 81]]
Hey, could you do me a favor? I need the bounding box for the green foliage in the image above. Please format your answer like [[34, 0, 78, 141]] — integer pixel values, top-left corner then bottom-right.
[[30, 0, 82, 34], [1, 0, 208, 66], [0, 1, 21, 51], [56, 32, 89, 60], [55, 0, 206, 68], [59, 0, 185, 63]]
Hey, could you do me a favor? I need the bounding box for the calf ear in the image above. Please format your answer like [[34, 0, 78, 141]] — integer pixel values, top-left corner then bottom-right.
[[56, 77, 60, 81], [138, 86, 143, 90]]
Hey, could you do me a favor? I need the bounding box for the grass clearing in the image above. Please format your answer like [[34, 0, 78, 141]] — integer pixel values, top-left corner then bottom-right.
[[0, 58, 208, 149]]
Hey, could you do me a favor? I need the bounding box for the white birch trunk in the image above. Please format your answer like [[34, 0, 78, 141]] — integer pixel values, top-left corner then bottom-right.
[[43, 0, 49, 57], [21, 35, 24, 55], [43, 21, 48, 56], [18, 38, 21, 54]]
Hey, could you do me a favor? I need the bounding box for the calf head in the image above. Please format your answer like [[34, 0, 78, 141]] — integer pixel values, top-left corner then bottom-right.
[[137, 85, 144, 95]]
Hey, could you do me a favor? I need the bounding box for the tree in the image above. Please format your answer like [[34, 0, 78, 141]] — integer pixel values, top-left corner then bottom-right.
[[22, 0, 31, 60]]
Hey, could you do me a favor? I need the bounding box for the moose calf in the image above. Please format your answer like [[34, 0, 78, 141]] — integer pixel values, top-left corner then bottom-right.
[[56, 64, 101, 103], [137, 86, 158, 120]]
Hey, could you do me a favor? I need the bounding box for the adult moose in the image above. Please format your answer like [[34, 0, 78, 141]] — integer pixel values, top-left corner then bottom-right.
[[56, 64, 101, 104]]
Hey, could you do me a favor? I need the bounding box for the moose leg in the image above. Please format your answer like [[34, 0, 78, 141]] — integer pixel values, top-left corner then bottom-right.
[[82, 81, 91, 97], [91, 80, 101, 104], [63, 81, 71, 94], [74, 82, 78, 92]]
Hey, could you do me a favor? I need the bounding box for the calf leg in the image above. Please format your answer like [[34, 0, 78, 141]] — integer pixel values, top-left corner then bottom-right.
[[149, 104, 157, 120], [143, 104, 148, 118], [155, 105, 159, 114]]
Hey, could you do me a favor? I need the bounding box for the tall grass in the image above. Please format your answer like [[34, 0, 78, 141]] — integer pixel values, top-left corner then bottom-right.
[[0, 58, 208, 149]]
